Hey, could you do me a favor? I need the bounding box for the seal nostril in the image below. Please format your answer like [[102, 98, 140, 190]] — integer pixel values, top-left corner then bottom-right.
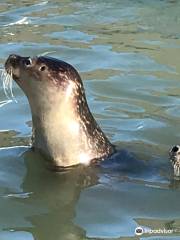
[[172, 146, 179, 153], [39, 65, 46, 71]]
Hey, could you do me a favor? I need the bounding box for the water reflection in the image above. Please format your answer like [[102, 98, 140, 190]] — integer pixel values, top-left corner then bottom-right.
[[0, 147, 98, 240], [22, 152, 99, 240], [0, 147, 180, 239]]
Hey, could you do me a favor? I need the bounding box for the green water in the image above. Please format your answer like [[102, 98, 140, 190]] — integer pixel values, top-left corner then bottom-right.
[[0, 0, 180, 239]]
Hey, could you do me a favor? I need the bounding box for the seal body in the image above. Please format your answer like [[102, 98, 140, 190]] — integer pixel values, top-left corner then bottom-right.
[[5, 55, 115, 167]]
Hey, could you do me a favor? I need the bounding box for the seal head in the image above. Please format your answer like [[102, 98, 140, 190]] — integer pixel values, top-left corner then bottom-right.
[[169, 145, 180, 177], [5, 54, 115, 167]]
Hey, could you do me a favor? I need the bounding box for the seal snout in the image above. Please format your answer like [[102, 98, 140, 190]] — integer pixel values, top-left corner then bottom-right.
[[5, 54, 26, 81], [5, 54, 21, 70]]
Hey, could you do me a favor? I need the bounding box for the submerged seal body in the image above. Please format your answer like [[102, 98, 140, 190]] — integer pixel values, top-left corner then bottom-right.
[[5, 54, 115, 167]]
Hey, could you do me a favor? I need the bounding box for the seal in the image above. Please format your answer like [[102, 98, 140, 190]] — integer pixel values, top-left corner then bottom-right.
[[169, 145, 180, 177], [5, 54, 115, 167]]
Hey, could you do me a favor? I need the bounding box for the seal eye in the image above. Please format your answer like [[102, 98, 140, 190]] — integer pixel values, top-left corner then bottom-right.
[[39, 65, 46, 71], [24, 58, 32, 67]]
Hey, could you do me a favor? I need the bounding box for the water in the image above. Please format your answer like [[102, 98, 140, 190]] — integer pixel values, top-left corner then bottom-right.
[[0, 0, 180, 239]]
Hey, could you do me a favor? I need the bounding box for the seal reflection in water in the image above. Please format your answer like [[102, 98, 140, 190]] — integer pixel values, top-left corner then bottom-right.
[[5, 54, 115, 167]]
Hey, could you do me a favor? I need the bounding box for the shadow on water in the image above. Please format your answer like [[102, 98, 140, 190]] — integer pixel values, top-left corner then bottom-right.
[[0, 147, 180, 239]]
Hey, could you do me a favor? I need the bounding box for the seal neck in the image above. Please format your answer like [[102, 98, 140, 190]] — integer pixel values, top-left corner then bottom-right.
[[30, 78, 115, 167]]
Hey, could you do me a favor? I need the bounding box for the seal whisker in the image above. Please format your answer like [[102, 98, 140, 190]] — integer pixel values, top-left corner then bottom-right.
[[5, 72, 11, 97], [2, 70, 11, 100], [0, 69, 4, 86], [0, 69, 5, 90], [1, 69, 17, 103], [0, 68, 14, 102], [0, 68, 13, 106], [0, 99, 12, 108], [9, 68, 17, 103]]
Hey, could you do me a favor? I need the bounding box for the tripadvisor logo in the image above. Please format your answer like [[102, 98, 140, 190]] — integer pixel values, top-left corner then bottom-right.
[[135, 226, 174, 236]]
